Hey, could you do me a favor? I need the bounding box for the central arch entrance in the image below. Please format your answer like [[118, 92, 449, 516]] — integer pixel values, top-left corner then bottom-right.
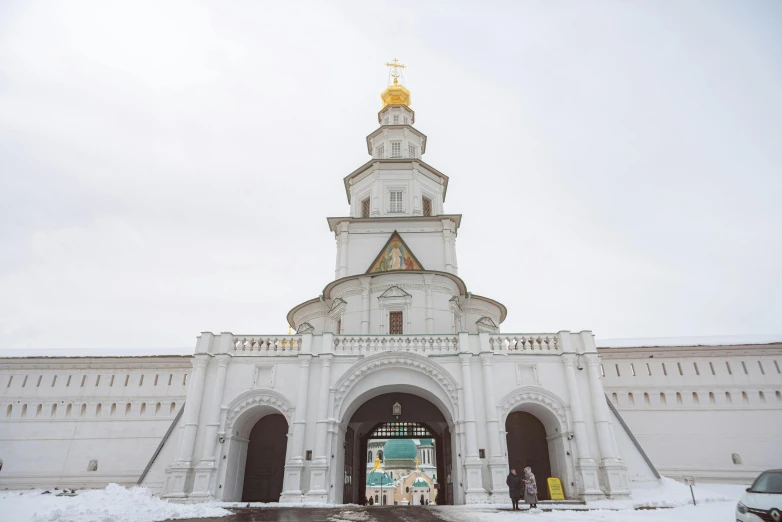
[[342, 392, 455, 506]]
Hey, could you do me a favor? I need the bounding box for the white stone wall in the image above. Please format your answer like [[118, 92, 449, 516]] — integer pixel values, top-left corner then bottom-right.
[[0, 356, 190, 490], [156, 330, 640, 504], [4, 338, 779, 502], [598, 343, 782, 483]]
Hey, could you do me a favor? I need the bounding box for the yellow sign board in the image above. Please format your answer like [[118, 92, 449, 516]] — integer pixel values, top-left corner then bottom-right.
[[547, 477, 565, 500]]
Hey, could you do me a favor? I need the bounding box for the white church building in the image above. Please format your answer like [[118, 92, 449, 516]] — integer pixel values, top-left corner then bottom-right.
[[1, 64, 780, 505]]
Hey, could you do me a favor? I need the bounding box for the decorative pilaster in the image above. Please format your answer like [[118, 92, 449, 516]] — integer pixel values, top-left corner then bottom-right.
[[163, 335, 212, 499], [280, 355, 312, 502], [560, 335, 603, 500], [190, 351, 231, 500], [479, 351, 509, 501], [458, 351, 488, 503], [360, 277, 371, 335], [582, 332, 630, 498], [306, 354, 333, 502], [337, 222, 349, 279], [423, 273, 434, 334], [443, 220, 456, 275]]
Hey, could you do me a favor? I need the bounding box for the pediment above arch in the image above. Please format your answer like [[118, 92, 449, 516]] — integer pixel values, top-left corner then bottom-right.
[[331, 352, 460, 421], [497, 386, 569, 431], [224, 389, 296, 433]]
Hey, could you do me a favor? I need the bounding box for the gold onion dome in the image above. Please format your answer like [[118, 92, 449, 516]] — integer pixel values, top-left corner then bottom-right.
[[381, 80, 411, 108], [382, 58, 411, 108]]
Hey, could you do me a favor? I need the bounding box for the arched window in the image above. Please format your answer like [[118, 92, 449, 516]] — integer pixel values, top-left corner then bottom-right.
[[378, 450, 384, 461], [368, 450, 373, 463]]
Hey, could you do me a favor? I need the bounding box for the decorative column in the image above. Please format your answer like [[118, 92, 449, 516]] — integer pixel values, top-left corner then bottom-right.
[[423, 274, 434, 334], [560, 333, 603, 500], [280, 354, 312, 502], [442, 220, 456, 274], [337, 222, 349, 279], [190, 351, 231, 499], [163, 333, 213, 498], [582, 332, 630, 498], [458, 350, 488, 503], [479, 350, 509, 500], [360, 277, 371, 335], [306, 353, 333, 502]]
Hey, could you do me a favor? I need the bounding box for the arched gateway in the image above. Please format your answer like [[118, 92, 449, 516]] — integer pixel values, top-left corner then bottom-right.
[[161, 63, 642, 505], [333, 352, 461, 505]]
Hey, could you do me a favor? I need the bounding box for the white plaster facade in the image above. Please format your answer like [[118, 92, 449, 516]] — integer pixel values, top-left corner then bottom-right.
[[1, 79, 781, 504]]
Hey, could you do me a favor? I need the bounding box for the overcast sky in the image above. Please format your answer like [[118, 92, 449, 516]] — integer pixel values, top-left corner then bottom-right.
[[1, 1, 780, 350]]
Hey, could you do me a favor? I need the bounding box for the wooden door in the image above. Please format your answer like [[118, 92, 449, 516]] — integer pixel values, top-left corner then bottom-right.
[[241, 414, 288, 502], [443, 426, 453, 505], [505, 411, 553, 500], [343, 427, 354, 504]]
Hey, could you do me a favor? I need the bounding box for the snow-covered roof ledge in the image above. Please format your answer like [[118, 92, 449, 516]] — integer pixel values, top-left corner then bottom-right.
[[0, 347, 194, 358], [596, 334, 782, 349]]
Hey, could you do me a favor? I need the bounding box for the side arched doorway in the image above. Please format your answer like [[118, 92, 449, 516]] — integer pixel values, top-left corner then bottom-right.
[[505, 411, 553, 500], [241, 413, 288, 502]]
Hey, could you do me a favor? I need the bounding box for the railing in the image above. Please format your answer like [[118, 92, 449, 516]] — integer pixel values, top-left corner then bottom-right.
[[489, 335, 559, 352], [224, 333, 561, 357], [333, 335, 459, 355], [373, 152, 421, 160], [232, 335, 301, 356]]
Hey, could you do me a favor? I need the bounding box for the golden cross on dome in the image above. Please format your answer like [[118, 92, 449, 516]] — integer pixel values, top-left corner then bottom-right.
[[385, 58, 406, 85]]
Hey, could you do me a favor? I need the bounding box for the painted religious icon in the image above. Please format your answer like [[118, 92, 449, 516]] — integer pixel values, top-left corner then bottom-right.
[[367, 231, 424, 273]]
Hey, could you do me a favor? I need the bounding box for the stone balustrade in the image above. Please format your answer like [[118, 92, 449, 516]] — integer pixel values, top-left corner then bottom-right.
[[332, 335, 459, 355], [489, 334, 559, 352], [223, 332, 564, 357], [232, 335, 302, 356]]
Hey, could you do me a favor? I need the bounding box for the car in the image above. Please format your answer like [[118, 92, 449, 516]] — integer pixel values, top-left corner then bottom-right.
[[736, 469, 782, 522]]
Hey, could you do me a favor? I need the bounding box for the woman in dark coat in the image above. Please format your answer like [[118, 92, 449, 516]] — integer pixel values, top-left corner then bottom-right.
[[506, 468, 522, 510]]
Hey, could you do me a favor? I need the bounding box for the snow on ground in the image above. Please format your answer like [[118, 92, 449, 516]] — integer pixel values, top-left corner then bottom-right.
[[0, 483, 231, 522], [438, 479, 748, 522], [0, 479, 749, 522], [438, 502, 736, 522]]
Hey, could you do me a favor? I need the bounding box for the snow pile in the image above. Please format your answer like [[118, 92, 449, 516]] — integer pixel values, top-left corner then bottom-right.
[[0, 484, 231, 522], [623, 477, 732, 509]]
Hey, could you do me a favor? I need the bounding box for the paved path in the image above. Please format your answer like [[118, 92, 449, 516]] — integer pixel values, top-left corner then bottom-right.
[[186, 506, 456, 522]]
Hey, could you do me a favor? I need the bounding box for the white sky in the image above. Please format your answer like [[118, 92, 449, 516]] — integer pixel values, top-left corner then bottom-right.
[[1, 1, 780, 350]]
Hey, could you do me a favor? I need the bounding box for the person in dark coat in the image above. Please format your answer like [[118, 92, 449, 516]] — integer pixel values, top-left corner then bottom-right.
[[506, 468, 522, 510]]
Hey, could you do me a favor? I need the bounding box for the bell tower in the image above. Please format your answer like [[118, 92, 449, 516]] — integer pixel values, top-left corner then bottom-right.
[[287, 61, 506, 336]]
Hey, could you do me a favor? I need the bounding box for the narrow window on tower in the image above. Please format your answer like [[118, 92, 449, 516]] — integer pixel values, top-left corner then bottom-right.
[[376, 144, 384, 158], [393, 115, 399, 124], [408, 144, 417, 158], [389, 311, 403, 335], [422, 196, 432, 217], [336, 319, 342, 335], [391, 141, 401, 158], [361, 198, 370, 218], [389, 191, 403, 213]]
